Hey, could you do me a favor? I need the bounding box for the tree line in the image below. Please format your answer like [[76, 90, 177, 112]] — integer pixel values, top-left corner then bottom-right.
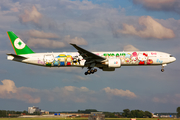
[[0, 110, 40, 117], [77, 109, 152, 118], [122, 109, 152, 118], [0, 109, 152, 118]]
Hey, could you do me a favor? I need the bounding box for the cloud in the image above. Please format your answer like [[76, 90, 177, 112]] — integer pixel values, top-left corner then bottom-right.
[[133, 0, 180, 14], [27, 30, 59, 39], [64, 0, 100, 10], [19, 6, 42, 24], [103, 87, 137, 98], [27, 36, 87, 48], [49, 86, 93, 103], [0, 80, 40, 103], [152, 97, 168, 103], [0, 50, 13, 54], [0, 79, 93, 103], [118, 16, 175, 39], [152, 94, 180, 105], [19, 6, 58, 29], [123, 45, 139, 51], [64, 35, 88, 45], [75, 75, 87, 81], [49, 0, 125, 34], [25, 30, 87, 48], [27, 38, 66, 48], [0, 79, 137, 104], [0, 0, 21, 14]]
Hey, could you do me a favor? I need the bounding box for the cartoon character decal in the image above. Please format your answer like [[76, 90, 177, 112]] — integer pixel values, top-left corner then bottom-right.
[[52, 58, 60, 66], [138, 53, 148, 65], [147, 59, 153, 65], [38, 59, 45, 65], [43, 52, 154, 67], [125, 53, 131, 64], [56, 54, 67, 66], [66, 55, 73, 66], [48, 54, 84, 66], [44, 54, 54, 66], [130, 52, 138, 64], [73, 56, 81, 65], [120, 56, 125, 64]]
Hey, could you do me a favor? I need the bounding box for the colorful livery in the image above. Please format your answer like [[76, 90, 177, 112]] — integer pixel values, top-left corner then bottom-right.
[[6, 31, 176, 75]]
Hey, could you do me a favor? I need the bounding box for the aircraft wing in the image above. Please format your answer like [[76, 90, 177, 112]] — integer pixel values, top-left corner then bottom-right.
[[70, 43, 105, 63]]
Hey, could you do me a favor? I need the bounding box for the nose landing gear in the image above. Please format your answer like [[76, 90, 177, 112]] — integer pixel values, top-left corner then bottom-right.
[[161, 64, 167, 72], [84, 68, 97, 75]]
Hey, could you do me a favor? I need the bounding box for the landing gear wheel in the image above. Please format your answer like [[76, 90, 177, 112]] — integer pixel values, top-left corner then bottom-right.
[[84, 72, 88, 75], [161, 64, 167, 72], [85, 68, 98, 75], [90, 69, 94, 74]]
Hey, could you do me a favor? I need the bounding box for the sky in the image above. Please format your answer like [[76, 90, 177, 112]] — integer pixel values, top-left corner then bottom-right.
[[0, 0, 180, 113]]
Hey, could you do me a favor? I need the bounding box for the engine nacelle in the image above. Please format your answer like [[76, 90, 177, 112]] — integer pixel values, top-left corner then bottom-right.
[[108, 59, 121, 68]]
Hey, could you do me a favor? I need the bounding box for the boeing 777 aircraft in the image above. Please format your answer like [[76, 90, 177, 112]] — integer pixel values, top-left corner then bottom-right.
[[6, 31, 176, 75]]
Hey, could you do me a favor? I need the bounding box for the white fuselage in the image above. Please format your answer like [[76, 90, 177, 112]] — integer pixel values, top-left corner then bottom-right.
[[7, 51, 176, 68]]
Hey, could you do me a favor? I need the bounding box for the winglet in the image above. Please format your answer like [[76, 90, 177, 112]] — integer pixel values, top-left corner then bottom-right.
[[70, 43, 76, 46], [70, 43, 80, 50]]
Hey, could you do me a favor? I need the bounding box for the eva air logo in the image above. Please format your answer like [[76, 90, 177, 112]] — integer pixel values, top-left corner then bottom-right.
[[14, 38, 26, 49]]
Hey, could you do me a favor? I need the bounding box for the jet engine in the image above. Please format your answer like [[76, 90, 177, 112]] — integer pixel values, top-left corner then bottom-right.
[[101, 59, 121, 71], [108, 58, 121, 68]]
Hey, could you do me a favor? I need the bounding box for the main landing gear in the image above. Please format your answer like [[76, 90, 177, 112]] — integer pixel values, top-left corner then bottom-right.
[[161, 64, 167, 72], [84, 67, 97, 75]]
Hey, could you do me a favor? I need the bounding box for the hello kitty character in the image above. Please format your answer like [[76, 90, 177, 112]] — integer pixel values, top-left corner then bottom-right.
[[138, 53, 148, 65], [130, 52, 138, 64], [120, 56, 125, 64]]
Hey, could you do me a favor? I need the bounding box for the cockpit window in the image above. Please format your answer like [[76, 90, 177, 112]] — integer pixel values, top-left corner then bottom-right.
[[170, 55, 173, 57]]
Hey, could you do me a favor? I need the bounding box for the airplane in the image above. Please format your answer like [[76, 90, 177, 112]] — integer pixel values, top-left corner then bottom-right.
[[6, 31, 176, 75]]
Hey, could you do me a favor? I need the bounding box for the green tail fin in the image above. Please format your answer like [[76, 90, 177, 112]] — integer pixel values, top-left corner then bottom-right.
[[7, 31, 35, 55]]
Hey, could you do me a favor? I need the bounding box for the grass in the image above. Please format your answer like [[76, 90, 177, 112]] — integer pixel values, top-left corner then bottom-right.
[[0, 118, 87, 120], [106, 118, 180, 120], [0, 118, 179, 120]]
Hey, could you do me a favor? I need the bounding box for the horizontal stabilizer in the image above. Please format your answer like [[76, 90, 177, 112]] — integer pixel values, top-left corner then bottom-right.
[[6, 53, 28, 59]]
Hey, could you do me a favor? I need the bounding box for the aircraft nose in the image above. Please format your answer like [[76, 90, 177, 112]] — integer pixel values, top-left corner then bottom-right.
[[171, 57, 176, 62]]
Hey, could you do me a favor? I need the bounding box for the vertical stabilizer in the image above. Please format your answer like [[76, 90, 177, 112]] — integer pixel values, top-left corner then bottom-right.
[[7, 31, 34, 55]]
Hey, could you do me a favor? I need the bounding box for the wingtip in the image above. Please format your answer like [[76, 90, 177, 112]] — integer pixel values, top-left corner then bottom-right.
[[70, 43, 76, 46]]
